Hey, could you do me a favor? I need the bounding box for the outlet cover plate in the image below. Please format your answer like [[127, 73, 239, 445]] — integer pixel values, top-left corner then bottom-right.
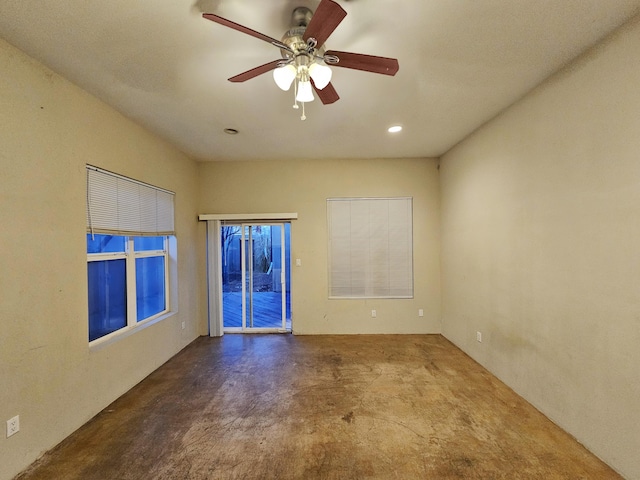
[[7, 415, 19, 438]]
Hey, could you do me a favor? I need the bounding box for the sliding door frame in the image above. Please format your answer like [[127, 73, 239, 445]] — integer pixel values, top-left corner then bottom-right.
[[201, 213, 297, 337]]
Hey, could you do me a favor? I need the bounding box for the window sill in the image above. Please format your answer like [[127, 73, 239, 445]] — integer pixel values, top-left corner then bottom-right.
[[89, 310, 177, 352]]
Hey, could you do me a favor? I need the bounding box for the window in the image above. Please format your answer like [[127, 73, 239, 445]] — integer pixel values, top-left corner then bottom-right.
[[86, 166, 175, 343], [327, 197, 413, 298], [87, 235, 169, 341]]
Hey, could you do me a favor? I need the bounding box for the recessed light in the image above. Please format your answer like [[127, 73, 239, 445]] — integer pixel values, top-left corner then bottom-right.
[[388, 125, 402, 133], [224, 128, 239, 135]]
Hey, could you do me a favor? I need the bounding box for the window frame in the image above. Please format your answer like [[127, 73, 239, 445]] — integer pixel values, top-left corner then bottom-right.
[[87, 235, 171, 344]]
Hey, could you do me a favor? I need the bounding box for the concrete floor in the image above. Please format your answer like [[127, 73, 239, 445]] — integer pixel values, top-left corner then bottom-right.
[[15, 335, 621, 479]]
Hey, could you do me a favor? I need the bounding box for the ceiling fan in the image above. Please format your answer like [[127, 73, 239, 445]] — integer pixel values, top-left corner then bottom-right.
[[203, 0, 399, 120]]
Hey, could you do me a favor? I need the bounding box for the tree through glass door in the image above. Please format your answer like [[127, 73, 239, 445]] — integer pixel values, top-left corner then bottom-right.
[[221, 223, 291, 331]]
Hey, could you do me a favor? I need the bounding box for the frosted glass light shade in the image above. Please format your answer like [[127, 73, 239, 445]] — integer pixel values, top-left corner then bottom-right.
[[273, 65, 297, 91], [296, 80, 315, 103], [309, 63, 332, 90]]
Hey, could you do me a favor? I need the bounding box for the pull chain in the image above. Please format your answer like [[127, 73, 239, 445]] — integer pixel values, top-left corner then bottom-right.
[[292, 79, 299, 110], [291, 77, 306, 120]]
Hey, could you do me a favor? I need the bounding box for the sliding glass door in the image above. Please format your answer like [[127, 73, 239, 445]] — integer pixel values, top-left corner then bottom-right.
[[221, 223, 290, 331]]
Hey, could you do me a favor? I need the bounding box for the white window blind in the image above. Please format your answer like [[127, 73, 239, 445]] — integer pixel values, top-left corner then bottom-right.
[[327, 197, 413, 298], [86, 165, 175, 236]]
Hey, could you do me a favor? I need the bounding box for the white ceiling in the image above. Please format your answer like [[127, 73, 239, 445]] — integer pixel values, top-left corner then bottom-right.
[[1, 1, 639, 161]]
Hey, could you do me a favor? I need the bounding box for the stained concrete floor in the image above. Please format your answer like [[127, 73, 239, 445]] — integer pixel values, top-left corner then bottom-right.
[[15, 335, 621, 479]]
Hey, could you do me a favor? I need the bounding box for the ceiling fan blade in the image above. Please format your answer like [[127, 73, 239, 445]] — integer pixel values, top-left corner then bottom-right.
[[203, 13, 291, 51], [228, 60, 283, 83], [312, 80, 340, 105], [302, 0, 347, 47], [325, 50, 399, 76]]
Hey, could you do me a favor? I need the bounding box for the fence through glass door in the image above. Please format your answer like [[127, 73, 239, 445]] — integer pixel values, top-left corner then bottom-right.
[[221, 223, 291, 332]]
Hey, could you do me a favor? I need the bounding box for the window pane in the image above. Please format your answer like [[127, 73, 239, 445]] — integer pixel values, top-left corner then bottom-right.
[[136, 256, 166, 321], [87, 234, 126, 254], [134, 236, 165, 251], [88, 259, 127, 341]]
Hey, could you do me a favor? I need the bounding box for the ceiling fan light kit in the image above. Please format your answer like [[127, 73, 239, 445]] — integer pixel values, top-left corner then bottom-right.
[[203, 0, 399, 121]]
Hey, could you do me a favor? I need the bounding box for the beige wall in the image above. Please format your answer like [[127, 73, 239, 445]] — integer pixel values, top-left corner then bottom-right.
[[198, 158, 441, 335], [0, 39, 202, 480], [440, 17, 640, 479]]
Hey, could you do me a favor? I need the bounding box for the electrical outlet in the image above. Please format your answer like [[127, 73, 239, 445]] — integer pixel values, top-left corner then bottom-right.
[[181, 322, 185, 330], [476, 331, 482, 343], [371, 309, 377, 318], [7, 415, 19, 438], [418, 309, 424, 317]]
